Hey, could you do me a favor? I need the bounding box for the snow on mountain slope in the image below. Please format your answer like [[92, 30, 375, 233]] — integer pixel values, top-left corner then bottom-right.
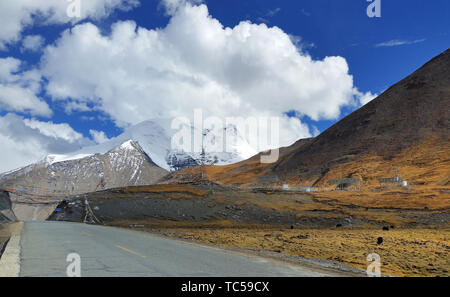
[[0, 140, 168, 196], [0, 118, 258, 197], [45, 119, 258, 171]]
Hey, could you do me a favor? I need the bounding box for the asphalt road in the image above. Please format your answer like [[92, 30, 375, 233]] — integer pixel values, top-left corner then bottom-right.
[[20, 221, 341, 277]]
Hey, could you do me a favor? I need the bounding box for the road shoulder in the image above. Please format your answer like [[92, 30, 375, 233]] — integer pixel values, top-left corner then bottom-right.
[[0, 222, 23, 277]]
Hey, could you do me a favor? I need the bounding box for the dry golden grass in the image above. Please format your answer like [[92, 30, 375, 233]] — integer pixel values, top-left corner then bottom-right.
[[170, 137, 449, 192], [251, 200, 338, 212], [312, 188, 450, 211], [155, 226, 450, 277], [312, 138, 450, 188]]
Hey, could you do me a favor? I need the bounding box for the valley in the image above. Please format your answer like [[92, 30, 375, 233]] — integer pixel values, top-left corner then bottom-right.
[[45, 183, 450, 276], [1, 48, 449, 277]]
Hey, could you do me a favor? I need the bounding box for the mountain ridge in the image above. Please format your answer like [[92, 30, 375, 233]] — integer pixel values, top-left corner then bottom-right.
[[0, 139, 168, 197], [274, 48, 450, 179], [167, 48, 450, 188], [23, 119, 259, 174]]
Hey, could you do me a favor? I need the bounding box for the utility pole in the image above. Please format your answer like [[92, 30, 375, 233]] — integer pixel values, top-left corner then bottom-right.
[[200, 129, 207, 181]]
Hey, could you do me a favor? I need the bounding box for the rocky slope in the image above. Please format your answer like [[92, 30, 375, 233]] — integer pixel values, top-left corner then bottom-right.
[[0, 118, 259, 197], [273, 48, 450, 183], [0, 140, 168, 197], [168, 49, 450, 187], [39, 119, 258, 172]]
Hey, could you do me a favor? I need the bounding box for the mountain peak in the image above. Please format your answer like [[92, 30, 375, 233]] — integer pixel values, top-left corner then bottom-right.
[[39, 119, 257, 172], [118, 140, 138, 151], [0, 139, 168, 197], [274, 49, 450, 177], [168, 49, 450, 188]]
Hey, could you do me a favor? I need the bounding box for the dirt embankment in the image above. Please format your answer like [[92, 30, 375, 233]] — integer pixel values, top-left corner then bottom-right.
[[48, 184, 450, 229], [45, 184, 450, 277]]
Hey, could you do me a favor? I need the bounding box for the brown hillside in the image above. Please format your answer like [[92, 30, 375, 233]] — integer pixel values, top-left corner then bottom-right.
[[274, 48, 450, 183], [168, 49, 450, 188]]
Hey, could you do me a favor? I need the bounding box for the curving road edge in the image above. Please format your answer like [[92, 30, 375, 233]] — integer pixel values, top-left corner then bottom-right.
[[2, 221, 365, 277], [0, 222, 23, 277]]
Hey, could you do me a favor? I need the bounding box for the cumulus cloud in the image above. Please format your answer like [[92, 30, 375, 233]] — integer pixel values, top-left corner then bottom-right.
[[21, 35, 45, 52], [41, 1, 373, 148], [0, 0, 140, 49], [0, 114, 93, 173], [23, 118, 84, 143], [0, 57, 51, 117], [90, 129, 110, 144]]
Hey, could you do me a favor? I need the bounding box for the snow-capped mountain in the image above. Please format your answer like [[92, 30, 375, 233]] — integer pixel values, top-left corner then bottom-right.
[[0, 119, 258, 196], [0, 140, 168, 196], [44, 119, 258, 172]]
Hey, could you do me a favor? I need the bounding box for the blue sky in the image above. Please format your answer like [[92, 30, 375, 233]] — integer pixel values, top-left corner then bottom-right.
[[2, 0, 450, 135], [0, 0, 448, 171]]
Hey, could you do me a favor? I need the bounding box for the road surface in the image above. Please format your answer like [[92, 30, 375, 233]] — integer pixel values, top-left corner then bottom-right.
[[19, 221, 345, 277]]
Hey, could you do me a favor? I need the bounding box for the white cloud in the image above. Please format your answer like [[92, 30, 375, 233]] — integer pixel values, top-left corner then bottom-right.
[[41, 1, 373, 148], [0, 0, 140, 49], [0, 84, 51, 117], [160, 0, 202, 15], [90, 129, 110, 144], [0, 57, 52, 117], [23, 118, 84, 143], [64, 101, 93, 114], [310, 126, 320, 137], [375, 38, 426, 48], [21, 35, 45, 52], [354, 89, 378, 106], [0, 113, 92, 173]]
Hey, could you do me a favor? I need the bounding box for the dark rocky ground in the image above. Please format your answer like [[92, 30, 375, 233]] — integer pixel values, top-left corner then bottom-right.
[[0, 190, 15, 223], [47, 184, 449, 229]]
